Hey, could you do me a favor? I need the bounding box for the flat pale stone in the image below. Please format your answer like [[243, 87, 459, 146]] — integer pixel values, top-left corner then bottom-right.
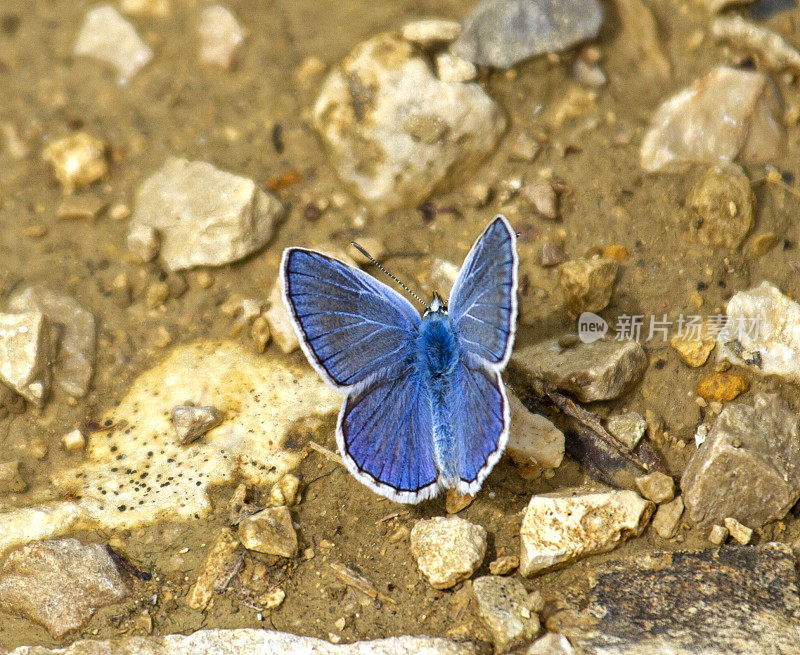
[[401, 19, 462, 46], [314, 33, 505, 212], [0, 341, 339, 556], [519, 487, 654, 576], [7, 629, 480, 654], [74, 5, 153, 82], [686, 163, 754, 249], [8, 286, 96, 397], [0, 538, 128, 639], [0, 311, 53, 406], [410, 516, 487, 589], [129, 158, 283, 270], [510, 338, 647, 403], [640, 66, 784, 172]]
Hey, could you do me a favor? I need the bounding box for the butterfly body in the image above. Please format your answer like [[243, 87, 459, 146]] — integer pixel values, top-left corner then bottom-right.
[[281, 215, 518, 503]]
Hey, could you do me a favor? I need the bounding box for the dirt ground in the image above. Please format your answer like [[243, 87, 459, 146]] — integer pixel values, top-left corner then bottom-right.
[[2, 0, 800, 650]]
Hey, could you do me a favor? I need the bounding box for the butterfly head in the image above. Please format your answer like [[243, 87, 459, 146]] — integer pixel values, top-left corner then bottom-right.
[[424, 293, 448, 317]]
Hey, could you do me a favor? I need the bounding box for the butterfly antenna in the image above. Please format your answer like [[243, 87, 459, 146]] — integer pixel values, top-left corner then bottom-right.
[[350, 241, 431, 310]]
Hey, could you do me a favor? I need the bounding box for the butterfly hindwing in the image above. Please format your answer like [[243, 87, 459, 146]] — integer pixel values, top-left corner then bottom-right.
[[281, 248, 421, 389], [450, 362, 509, 495], [449, 215, 518, 369], [337, 366, 439, 503]]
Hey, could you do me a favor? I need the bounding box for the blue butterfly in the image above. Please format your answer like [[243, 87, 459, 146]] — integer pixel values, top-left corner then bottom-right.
[[280, 215, 518, 503]]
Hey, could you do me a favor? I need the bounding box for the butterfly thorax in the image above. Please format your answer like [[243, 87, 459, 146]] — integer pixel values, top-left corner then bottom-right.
[[416, 309, 458, 378]]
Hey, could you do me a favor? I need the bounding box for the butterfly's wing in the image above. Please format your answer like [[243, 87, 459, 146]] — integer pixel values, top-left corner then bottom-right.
[[449, 362, 509, 495], [448, 215, 518, 370], [281, 248, 421, 389], [337, 366, 440, 503], [444, 215, 518, 493]]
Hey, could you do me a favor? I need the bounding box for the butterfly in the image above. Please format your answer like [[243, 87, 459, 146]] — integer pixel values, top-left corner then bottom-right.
[[280, 215, 518, 503]]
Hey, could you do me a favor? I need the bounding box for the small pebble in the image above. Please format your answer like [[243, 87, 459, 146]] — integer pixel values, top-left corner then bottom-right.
[[695, 371, 750, 402], [521, 180, 558, 220], [724, 517, 753, 544], [250, 315, 271, 353], [435, 52, 477, 82], [488, 555, 519, 576], [238, 506, 298, 558], [198, 4, 245, 69], [750, 232, 779, 257], [401, 19, 461, 47], [445, 489, 475, 514], [145, 281, 170, 309], [62, 429, 86, 452], [56, 194, 108, 220], [708, 524, 729, 545], [127, 224, 160, 262], [170, 403, 223, 444], [109, 203, 131, 221], [42, 133, 108, 194], [635, 472, 676, 503], [270, 473, 301, 506], [410, 516, 487, 589], [195, 270, 214, 289], [652, 496, 684, 539], [294, 56, 327, 88], [508, 133, 540, 162], [0, 459, 27, 494]]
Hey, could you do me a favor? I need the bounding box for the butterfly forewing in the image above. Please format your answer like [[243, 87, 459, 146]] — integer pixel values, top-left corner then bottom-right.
[[448, 216, 518, 369], [281, 248, 421, 389]]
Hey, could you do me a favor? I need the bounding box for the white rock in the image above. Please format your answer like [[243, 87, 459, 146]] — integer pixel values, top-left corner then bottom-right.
[[708, 523, 729, 545], [635, 471, 675, 504], [0, 341, 340, 556], [313, 33, 505, 212], [436, 53, 477, 83], [401, 19, 462, 47], [410, 516, 487, 589], [718, 281, 800, 383], [266, 281, 300, 354], [519, 487, 654, 576], [606, 412, 646, 450], [74, 5, 153, 83], [6, 628, 480, 655], [129, 158, 283, 270], [506, 391, 564, 478], [640, 66, 784, 173], [0, 312, 53, 406], [8, 286, 96, 398], [198, 5, 245, 69]]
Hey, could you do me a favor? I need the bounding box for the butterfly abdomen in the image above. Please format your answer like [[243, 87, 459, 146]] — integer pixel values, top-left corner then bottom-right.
[[416, 313, 460, 484]]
